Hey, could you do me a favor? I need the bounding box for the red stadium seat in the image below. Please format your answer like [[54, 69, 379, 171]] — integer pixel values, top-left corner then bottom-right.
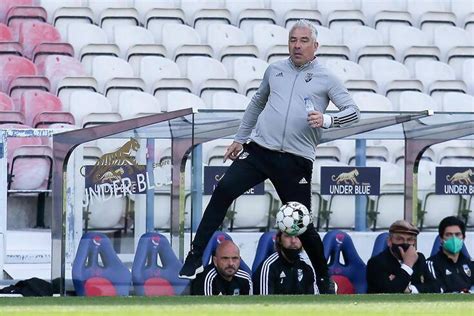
[[0, 0, 34, 23], [0, 92, 14, 110], [9, 144, 53, 191], [0, 42, 23, 56], [31, 42, 74, 64], [0, 55, 37, 93], [0, 23, 13, 42], [37, 55, 86, 94], [20, 90, 73, 128], [0, 92, 24, 124], [18, 21, 62, 59], [8, 76, 50, 109], [6, 6, 47, 40]]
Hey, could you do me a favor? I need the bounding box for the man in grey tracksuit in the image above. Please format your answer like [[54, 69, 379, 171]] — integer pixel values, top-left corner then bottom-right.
[[179, 20, 360, 293]]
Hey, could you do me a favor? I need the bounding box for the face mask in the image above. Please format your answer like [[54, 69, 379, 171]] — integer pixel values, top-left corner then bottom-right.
[[443, 237, 463, 254], [390, 243, 412, 259], [282, 248, 301, 262]]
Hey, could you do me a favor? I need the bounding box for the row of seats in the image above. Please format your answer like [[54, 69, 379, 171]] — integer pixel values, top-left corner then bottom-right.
[[72, 230, 471, 296], [8, 0, 472, 34]]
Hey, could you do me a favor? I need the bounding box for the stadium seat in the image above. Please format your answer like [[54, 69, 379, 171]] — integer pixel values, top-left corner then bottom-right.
[[99, 7, 139, 42], [385, 80, 424, 110], [0, 92, 13, 110], [66, 23, 108, 59], [89, 56, 134, 92], [316, 0, 359, 21], [166, 91, 205, 112], [441, 92, 474, 112], [144, 8, 185, 43], [281, 9, 322, 29], [185, 56, 228, 93], [265, 44, 290, 63], [88, 0, 134, 20], [79, 43, 121, 73], [315, 45, 350, 64], [0, 55, 37, 93], [437, 142, 474, 166], [199, 78, 239, 103], [413, 60, 456, 91], [406, 0, 450, 29], [103, 77, 146, 109], [344, 79, 378, 94], [244, 78, 262, 97], [327, 10, 367, 35], [69, 91, 115, 127], [462, 59, 474, 94], [210, 91, 249, 110], [51, 6, 94, 39], [373, 10, 413, 41], [315, 26, 342, 45], [9, 144, 53, 191], [6, 6, 47, 40], [31, 42, 74, 65], [240, 8, 277, 37], [252, 24, 288, 59], [433, 25, 472, 61], [398, 91, 439, 112], [368, 59, 410, 93], [126, 44, 167, 76], [421, 192, 462, 229], [219, 45, 260, 76], [180, 0, 226, 25], [429, 235, 470, 258], [352, 92, 393, 111], [132, 232, 188, 296], [450, 0, 474, 27], [326, 195, 358, 229], [251, 231, 276, 274], [230, 192, 273, 231], [8, 76, 50, 109], [72, 232, 131, 296], [137, 56, 181, 91], [37, 55, 86, 94], [192, 9, 231, 42], [18, 21, 62, 59], [359, 0, 406, 27], [0, 0, 35, 23], [206, 23, 247, 56], [387, 25, 432, 61], [372, 163, 404, 230], [323, 230, 367, 294], [57, 76, 98, 111], [446, 46, 474, 80], [19, 90, 68, 127], [174, 45, 214, 75], [111, 25, 154, 59], [323, 60, 365, 82], [117, 91, 161, 119], [269, 0, 315, 25], [232, 57, 268, 91], [370, 232, 388, 258], [161, 24, 201, 59], [342, 26, 383, 60], [201, 231, 252, 274]]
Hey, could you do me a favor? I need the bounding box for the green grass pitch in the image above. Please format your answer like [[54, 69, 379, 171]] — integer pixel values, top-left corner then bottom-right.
[[0, 294, 473, 316]]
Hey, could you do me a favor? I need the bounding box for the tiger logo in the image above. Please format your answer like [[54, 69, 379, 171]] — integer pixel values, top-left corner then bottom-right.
[[80, 138, 140, 181], [331, 169, 359, 185], [446, 169, 473, 185], [99, 167, 125, 183]]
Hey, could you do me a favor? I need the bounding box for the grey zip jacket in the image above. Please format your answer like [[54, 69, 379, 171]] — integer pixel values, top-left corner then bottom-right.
[[234, 58, 360, 161]]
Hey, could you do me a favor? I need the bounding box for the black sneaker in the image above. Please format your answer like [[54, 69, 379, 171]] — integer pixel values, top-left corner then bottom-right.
[[178, 251, 204, 280]]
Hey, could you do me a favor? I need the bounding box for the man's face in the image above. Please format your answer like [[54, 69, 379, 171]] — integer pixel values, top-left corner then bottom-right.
[[280, 232, 303, 250], [213, 244, 240, 280], [442, 225, 464, 241], [288, 26, 318, 66]]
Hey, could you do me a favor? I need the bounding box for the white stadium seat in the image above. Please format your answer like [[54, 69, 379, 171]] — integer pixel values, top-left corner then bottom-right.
[[387, 25, 432, 61], [413, 60, 456, 90], [166, 91, 205, 112], [369, 59, 410, 92], [252, 24, 288, 58], [111, 25, 154, 59], [52, 7, 94, 39], [324, 59, 365, 81], [117, 91, 161, 119], [398, 91, 439, 112], [232, 57, 268, 91], [69, 91, 114, 127], [433, 25, 472, 61], [191, 9, 231, 41], [161, 24, 201, 58], [66, 23, 107, 58], [138, 56, 181, 91], [186, 56, 228, 93], [99, 7, 139, 42], [145, 8, 185, 43], [352, 92, 393, 111], [441, 92, 474, 112], [90, 56, 134, 92], [315, 26, 342, 45], [462, 59, 474, 94], [152, 78, 193, 110], [211, 91, 250, 110], [206, 24, 247, 56]]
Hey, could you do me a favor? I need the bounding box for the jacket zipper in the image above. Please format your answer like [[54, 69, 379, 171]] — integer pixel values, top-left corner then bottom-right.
[[280, 72, 300, 151]]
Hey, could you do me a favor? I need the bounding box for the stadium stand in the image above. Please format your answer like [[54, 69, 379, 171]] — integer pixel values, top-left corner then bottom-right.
[[251, 231, 276, 273]]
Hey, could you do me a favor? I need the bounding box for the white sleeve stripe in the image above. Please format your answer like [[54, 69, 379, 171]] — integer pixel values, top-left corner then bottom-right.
[[426, 260, 437, 279], [235, 269, 253, 294], [259, 253, 279, 295], [203, 268, 217, 296], [307, 262, 319, 294]]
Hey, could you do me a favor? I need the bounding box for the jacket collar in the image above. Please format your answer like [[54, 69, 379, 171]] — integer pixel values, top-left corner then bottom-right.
[[289, 56, 317, 71]]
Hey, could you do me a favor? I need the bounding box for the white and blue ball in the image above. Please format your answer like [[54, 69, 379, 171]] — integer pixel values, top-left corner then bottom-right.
[[276, 201, 311, 236]]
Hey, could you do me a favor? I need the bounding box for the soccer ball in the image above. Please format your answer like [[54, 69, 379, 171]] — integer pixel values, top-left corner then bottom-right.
[[276, 201, 311, 236]]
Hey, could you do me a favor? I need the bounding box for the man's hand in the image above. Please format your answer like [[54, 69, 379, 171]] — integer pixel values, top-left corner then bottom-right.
[[223, 142, 243, 163], [400, 245, 418, 268], [307, 111, 324, 128]]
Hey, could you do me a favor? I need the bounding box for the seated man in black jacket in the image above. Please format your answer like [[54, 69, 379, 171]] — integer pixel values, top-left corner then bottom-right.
[[367, 220, 440, 294], [253, 231, 319, 295], [191, 240, 252, 295], [427, 216, 473, 293]]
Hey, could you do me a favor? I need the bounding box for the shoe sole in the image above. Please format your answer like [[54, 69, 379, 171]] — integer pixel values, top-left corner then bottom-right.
[[178, 265, 204, 280]]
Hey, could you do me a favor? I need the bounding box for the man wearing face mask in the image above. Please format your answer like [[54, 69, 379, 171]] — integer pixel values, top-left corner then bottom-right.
[[253, 231, 319, 295], [426, 216, 473, 293], [367, 220, 440, 293]]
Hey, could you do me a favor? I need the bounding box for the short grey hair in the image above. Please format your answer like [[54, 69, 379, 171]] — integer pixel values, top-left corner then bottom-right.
[[289, 19, 318, 42]]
